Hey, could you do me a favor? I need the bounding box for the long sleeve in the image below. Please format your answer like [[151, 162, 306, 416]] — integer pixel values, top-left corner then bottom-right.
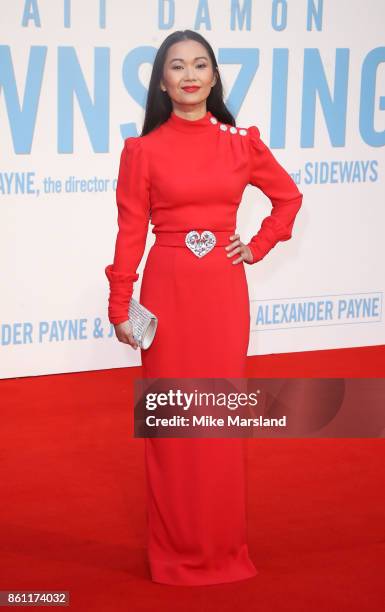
[[245, 125, 303, 263], [105, 137, 151, 325]]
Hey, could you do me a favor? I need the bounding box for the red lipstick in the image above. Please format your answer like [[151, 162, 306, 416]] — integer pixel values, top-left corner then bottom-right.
[[182, 86, 200, 93]]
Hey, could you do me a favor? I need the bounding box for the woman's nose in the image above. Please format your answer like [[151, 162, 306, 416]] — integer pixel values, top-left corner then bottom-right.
[[184, 68, 196, 80]]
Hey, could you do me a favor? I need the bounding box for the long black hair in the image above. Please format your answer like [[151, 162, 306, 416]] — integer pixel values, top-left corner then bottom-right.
[[140, 30, 235, 136]]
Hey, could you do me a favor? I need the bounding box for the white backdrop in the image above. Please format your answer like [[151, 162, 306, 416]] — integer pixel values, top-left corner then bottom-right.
[[1, 0, 384, 378]]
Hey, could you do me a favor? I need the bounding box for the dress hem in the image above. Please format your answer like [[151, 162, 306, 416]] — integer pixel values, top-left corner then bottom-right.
[[150, 565, 259, 587]]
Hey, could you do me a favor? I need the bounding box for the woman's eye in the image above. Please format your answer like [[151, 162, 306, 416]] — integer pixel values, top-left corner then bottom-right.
[[172, 64, 207, 70]]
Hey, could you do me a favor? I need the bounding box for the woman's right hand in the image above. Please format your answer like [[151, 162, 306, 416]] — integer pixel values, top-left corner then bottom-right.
[[114, 319, 139, 349]]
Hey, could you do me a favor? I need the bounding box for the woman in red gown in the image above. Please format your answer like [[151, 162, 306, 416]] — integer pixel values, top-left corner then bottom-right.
[[105, 30, 303, 586]]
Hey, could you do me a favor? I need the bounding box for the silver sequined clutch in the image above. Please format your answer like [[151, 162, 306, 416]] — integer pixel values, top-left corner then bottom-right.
[[128, 297, 158, 350]]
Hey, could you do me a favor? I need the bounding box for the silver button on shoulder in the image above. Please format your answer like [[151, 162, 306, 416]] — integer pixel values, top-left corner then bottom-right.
[[220, 124, 228, 131], [239, 129, 248, 136], [210, 117, 218, 124], [230, 127, 237, 134]]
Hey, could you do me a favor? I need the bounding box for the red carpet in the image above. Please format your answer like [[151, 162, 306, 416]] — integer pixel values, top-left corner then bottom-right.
[[1, 345, 384, 611]]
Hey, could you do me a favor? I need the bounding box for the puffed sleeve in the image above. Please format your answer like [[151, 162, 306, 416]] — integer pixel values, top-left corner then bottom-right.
[[104, 137, 151, 325], [245, 125, 303, 263]]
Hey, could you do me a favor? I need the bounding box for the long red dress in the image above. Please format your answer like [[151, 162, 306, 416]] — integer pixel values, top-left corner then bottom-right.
[[105, 109, 303, 585]]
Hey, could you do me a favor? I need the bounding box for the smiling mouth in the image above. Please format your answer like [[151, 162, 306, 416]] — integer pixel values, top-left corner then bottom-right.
[[182, 86, 200, 92]]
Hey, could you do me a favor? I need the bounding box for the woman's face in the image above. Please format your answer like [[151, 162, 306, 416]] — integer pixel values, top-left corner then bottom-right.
[[160, 39, 217, 112]]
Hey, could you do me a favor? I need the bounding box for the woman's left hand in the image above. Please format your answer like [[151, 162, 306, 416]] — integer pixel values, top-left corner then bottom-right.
[[225, 234, 253, 265]]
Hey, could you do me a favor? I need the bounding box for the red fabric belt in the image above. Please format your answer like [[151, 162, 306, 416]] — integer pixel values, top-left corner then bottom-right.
[[153, 230, 234, 247]]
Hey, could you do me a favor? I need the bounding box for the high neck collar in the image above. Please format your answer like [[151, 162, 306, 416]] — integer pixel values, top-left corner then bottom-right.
[[167, 109, 214, 133]]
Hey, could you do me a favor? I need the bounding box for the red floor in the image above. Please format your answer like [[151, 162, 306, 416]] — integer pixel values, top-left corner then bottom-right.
[[1, 345, 384, 611]]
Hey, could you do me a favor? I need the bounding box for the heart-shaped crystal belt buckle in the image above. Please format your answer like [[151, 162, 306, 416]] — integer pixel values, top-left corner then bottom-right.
[[185, 230, 216, 258]]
